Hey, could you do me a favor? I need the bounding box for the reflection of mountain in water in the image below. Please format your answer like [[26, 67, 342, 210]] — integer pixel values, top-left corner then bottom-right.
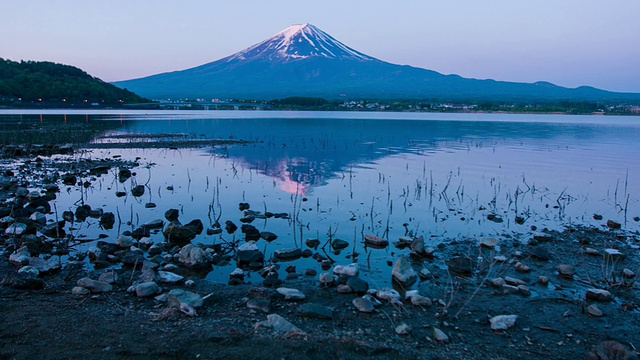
[[93, 115, 639, 194]]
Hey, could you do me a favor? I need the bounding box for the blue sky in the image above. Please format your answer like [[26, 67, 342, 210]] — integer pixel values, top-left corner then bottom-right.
[[1, 0, 639, 93]]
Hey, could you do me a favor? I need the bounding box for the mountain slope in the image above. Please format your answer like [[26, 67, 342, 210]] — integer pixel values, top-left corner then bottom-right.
[[0, 58, 147, 106], [113, 24, 640, 102]]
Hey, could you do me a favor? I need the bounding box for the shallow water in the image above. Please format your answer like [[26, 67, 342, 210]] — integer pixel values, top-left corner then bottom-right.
[[2, 110, 639, 287]]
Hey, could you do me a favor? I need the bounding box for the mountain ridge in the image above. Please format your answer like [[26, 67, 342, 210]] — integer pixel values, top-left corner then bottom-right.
[[112, 24, 640, 102]]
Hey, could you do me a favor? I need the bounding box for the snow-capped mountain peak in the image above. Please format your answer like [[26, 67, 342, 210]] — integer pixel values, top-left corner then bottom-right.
[[225, 23, 376, 62]]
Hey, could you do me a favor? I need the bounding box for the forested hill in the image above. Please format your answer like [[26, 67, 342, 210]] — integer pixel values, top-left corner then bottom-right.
[[0, 58, 147, 107]]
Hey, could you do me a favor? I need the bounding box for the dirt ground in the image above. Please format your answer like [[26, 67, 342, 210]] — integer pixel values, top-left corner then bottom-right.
[[2, 224, 640, 360]]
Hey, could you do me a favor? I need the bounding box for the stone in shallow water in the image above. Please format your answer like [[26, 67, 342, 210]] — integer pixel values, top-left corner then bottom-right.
[[391, 257, 417, 286], [333, 263, 359, 277]]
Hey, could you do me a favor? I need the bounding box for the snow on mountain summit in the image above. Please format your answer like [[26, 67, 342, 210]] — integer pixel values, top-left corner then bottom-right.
[[225, 23, 377, 62]]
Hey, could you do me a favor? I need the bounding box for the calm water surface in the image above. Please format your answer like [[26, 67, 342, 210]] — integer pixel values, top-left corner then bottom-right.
[[2, 110, 639, 286]]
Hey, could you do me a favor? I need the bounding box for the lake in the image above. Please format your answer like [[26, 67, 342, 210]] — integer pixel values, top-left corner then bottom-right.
[[2, 110, 639, 287]]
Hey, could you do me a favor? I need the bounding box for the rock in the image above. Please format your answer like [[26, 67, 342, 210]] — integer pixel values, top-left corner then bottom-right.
[[136, 282, 161, 297], [164, 209, 180, 222], [247, 299, 271, 313], [479, 237, 498, 249], [331, 239, 349, 250], [318, 272, 335, 287], [352, 297, 375, 313], [99, 271, 118, 284], [588, 304, 604, 317], [392, 257, 417, 287], [241, 224, 260, 241], [515, 262, 531, 273], [346, 276, 369, 295], [395, 323, 412, 335], [538, 276, 549, 286], [517, 285, 531, 296], [533, 233, 554, 243], [117, 235, 134, 248], [157, 271, 184, 284], [260, 231, 278, 242], [120, 251, 145, 267], [557, 264, 574, 278], [276, 287, 305, 301], [143, 219, 165, 229], [72, 286, 91, 295], [447, 256, 474, 275], [588, 341, 637, 360], [305, 238, 321, 249], [29, 257, 60, 274], [224, 220, 238, 234], [168, 289, 203, 308], [405, 291, 432, 307], [490, 315, 518, 330], [236, 248, 264, 268], [622, 268, 636, 279], [375, 288, 402, 304], [238, 202, 250, 211], [305, 268, 317, 277], [606, 220, 621, 230], [364, 234, 389, 248], [493, 255, 507, 262], [433, 327, 449, 342], [131, 185, 145, 197], [604, 248, 624, 259], [530, 246, 551, 261], [99, 212, 115, 229], [585, 248, 600, 256], [255, 314, 304, 334], [504, 276, 525, 286], [77, 277, 112, 293], [273, 248, 302, 261], [297, 303, 333, 319], [336, 284, 352, 293], [40, 221, 66, 238], [5, 222, 27, 236], [184, 219, 204, 235], [410, 236, 428, 256], [9, 246, 31, 266], [18, 265, 39, 277], [1, 272, 45, 290], [333, 263, 359, 277], [178, 244, 211, 269], [491, 277, 506, 288], [163, 221, 196, 246], [586, 288, 612, 302]]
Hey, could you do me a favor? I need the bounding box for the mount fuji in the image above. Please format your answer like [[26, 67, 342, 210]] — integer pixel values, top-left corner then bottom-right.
[[113, 24, 639, 101]]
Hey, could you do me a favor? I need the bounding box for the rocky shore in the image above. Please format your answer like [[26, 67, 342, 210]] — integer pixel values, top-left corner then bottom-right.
[[1, 146, 639, 359]]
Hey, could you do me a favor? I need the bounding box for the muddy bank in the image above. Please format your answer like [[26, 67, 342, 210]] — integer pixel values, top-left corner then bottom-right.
[[1, 150, 639, 359]]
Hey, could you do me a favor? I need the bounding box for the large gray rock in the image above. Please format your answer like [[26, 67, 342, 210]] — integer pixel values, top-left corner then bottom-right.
[[163, 221, 196, 246], [77, 277, 113, 293], [273, 248, 302, 261], [178, 244, 211, 269], [157, 271, 184, 284], [586, 288, 613, 302], [333, 263, 359, 277], [5, 222, 27, 236], [168, 289, 204, 308], [136, 282, 161, 297], [391, 257, 417, 287], [9, 246, 31, 266]]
